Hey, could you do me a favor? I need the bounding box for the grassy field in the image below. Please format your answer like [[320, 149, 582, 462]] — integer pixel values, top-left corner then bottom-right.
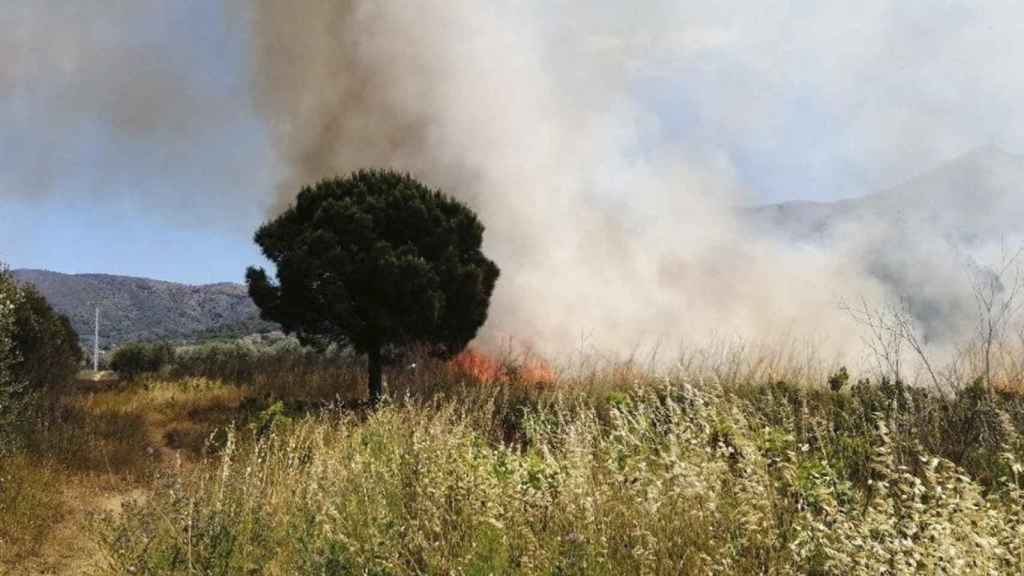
[[3, 349, 1024, 575], [0, 375, 246, 574]]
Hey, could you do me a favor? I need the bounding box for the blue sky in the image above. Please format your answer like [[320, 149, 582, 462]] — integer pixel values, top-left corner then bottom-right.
[[1, 2, 274, 283], [3, 1, 1023, 284]]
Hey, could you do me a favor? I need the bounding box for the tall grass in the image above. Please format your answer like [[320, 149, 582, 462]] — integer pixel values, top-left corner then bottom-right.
[[0, 454, 64, 568], [102, 370, 1024, 575], [0, 377, 248, 570]]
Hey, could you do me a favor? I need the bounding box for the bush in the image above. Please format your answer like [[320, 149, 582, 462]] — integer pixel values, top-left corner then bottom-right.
[[10, 284, 82, 392], [1, 265, 82, 454], [109, 342, 176, 380], [0, 267, 23, 448]]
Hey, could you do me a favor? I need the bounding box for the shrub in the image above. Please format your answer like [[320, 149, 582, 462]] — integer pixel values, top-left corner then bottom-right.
[[109, 342, 176, 380], [1, 265, 81, 455], [10, 284, 82, 392], [0, 266, 23, 448]]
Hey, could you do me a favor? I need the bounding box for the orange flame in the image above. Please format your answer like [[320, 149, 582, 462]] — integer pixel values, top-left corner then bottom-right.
[[449, 347, 555, 384]]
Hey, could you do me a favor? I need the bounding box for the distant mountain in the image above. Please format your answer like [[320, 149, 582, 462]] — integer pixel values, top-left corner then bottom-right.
[[743, 146, 1024, 246], [11, 269, 277, 347]]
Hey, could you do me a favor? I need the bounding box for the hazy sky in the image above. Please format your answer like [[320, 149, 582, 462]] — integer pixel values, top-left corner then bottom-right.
[[3, 1, 1023, 284]]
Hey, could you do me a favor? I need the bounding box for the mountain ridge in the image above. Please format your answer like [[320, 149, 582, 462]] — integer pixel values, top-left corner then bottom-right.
[[10, 268, 277, 347], [743, 146, 1024, 244]]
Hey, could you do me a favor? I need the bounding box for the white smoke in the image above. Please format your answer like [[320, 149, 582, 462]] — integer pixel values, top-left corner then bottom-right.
[[230, 0, 892, 359], [8, 1, 1024, 371]]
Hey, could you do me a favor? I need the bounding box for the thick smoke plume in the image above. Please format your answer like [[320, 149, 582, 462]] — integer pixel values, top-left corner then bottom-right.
[[235, 0, 879, 358], [8, 1, 1024, 375]]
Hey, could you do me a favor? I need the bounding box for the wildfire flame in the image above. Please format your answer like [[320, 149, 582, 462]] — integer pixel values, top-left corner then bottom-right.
[[449, 347, 555, 384]]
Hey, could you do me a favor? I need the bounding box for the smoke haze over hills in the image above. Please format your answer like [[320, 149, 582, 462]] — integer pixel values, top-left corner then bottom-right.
[[5, 2, 1024, 367]]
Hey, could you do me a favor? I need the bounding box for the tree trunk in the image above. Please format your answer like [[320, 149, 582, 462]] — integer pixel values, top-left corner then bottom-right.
[[368, 346, 383, 405]]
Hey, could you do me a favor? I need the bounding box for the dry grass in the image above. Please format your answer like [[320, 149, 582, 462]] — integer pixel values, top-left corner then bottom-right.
[[0, 378, 257, 574], [0, 455, 64, 569], [6, 342, 1024, 575], [100, 369, 1024, 575]]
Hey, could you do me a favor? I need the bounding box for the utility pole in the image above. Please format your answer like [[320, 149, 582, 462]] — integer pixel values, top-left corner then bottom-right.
[[93, 306, 100, 374]]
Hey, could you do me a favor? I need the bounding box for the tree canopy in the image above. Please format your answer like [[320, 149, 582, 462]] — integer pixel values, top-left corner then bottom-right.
[[246, 169, 500, 402], [11, 284, 83, 391]]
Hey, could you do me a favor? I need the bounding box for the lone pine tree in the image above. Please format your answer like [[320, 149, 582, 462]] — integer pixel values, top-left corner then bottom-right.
[[246, 169, 500, 403]]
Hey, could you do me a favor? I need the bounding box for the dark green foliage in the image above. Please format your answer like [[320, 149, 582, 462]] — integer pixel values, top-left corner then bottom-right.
[[827, 366, 849, 392], [246, 169, 500, 402], [0, 266, 23, 448], [109, 342, 175, 380], [10, 284, 83, 391], [2, 269, 81, 454]]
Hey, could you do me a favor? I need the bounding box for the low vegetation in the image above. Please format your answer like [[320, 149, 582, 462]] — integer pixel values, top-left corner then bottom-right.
[[108, 342, 176, 380], [5, 305, 1024, 574], [90, 365, 1023, 576], [5, 335, 1024, 574], [6, 232, 1024, 574]]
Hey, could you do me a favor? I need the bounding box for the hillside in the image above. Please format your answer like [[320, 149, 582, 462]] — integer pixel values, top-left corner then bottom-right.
[[743, 146, 1024, 245], [11, 269, 277, 346]]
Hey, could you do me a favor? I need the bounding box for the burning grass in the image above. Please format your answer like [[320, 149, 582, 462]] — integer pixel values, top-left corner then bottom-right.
[[448, 346, 556, 385]]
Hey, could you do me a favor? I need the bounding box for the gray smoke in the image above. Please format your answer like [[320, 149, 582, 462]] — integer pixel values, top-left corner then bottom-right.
[[0, 1, 266, 228], [230, 0, 888, 358], [9, 1, 1024, 370]]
